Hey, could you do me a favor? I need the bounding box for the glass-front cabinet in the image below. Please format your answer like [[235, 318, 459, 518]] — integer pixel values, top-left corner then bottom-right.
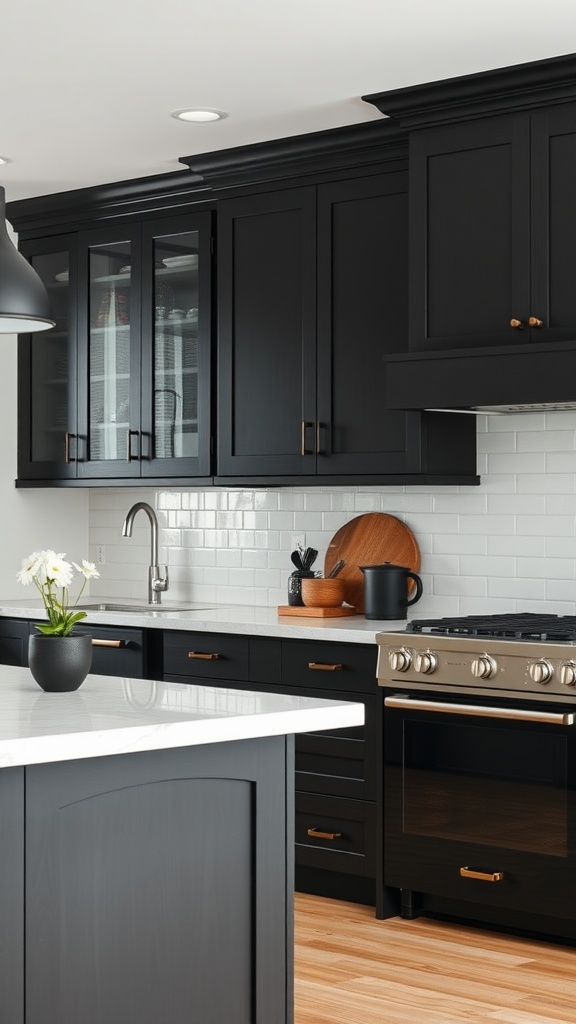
[[18, 211, 211, 482]]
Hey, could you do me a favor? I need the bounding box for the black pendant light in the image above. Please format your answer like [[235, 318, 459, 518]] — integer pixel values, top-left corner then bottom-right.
[[0, 186, 55, 333]]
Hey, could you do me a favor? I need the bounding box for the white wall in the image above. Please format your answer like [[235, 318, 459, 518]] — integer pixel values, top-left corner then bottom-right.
[[0, 332, 89, 599], [88, 411, 576, 617]]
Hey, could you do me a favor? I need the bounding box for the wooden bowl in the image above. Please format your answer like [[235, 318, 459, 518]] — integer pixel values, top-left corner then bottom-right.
[[301, 578, 346, 608]]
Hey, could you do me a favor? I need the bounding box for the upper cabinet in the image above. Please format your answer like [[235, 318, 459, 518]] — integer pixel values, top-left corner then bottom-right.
[[215, 171, 476, 482], [364, 54, 576, 355], [18, 211, 212, 483], [405, 104, 576, 352]]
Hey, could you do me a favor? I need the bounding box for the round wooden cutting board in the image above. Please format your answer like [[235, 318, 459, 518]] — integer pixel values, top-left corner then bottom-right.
[[324, 512, 421, 613]]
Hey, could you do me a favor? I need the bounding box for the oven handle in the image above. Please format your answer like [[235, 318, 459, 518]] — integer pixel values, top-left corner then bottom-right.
[[384, 694, 575, 726]]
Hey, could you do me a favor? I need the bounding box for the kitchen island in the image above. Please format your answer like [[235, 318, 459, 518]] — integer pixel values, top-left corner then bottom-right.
[[0, 666, 363, 1024]]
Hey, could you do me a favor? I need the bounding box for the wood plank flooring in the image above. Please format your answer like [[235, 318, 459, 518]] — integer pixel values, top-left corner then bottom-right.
[[294, 893, 576, 1024]]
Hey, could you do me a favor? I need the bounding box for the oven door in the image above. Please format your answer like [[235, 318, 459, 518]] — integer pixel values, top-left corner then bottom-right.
[[384, 690, 576, 922]]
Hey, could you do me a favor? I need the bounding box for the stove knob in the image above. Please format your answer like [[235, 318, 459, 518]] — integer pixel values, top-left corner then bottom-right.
[[388, 647, 412, 672], [559, 661, 576, 687], [471, 654, 497, 680], [528, 659, 554, 685], [415, 651, 438, 675]]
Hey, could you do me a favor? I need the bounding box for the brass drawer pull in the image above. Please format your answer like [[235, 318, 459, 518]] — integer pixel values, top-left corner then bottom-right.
[[460, 866, 504, 883], [91, 639, 125, 648], [188, 651, 220, 660], [308, 662, 343, 671], [307, 828, 342, 841], [509, 318, 526, 329], [528, 316, 543, 327]]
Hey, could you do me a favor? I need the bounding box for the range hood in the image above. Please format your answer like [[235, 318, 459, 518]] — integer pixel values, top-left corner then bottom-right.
[[384, 341, 576, 415]]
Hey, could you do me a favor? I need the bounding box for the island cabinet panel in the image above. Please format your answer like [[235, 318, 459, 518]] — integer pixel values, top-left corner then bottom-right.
[[0, 767, 24, 1024], [25, 739, 293, 1024]]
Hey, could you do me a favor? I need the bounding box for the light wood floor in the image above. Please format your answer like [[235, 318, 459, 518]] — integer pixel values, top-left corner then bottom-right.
[[294, 893, 576, 1024]]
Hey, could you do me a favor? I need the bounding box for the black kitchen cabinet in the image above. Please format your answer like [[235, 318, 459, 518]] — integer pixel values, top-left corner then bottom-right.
[[406, 107, 576, 352], [0, 618, 33, 666], [364, 60, 576, 354], [0, 618, 150, 677], [163, 630, 384, 914], [216, 173, 472, 481], [18, 210, 212, 483]]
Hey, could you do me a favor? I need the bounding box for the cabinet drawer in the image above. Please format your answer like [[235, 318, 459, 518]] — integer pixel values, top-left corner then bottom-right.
[[163, 631, 249, 681], [295, 793, 376, 877], [88, 625, 146, 678], [281, 640, 377, 694], [295, 731, 365, 800]]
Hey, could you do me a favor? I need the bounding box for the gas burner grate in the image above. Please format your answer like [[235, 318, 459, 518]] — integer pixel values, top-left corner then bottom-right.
[[408, 613, 576, 642]]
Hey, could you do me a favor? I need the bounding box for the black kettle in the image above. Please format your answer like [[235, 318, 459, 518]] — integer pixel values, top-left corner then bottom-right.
[[359, 562, 423, 620]]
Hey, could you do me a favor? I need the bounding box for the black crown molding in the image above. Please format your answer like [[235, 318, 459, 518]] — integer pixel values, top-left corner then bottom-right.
[[179, 119, 407, 188], [363, 51, 576, 129], [7, 169, 208, 237]]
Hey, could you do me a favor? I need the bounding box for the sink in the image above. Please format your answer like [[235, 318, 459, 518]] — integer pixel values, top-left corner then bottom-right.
[[82, 602, 210, 614]]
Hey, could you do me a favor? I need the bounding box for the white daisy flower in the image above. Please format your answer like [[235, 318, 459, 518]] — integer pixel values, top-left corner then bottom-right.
[[73, 560, 100, 581]]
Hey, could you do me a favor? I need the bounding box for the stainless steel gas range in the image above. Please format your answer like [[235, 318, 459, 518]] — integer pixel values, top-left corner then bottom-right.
[[376, 614, 576, 940]]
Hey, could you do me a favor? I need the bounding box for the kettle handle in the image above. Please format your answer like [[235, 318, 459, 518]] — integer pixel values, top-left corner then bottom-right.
[[406, 572, 423, 606]]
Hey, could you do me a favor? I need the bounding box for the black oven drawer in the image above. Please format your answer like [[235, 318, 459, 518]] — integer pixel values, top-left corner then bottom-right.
[[295, 793, 376, 877]]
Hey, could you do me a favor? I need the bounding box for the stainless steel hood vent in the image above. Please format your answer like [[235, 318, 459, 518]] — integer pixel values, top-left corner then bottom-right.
[[384, 341, 576, 415]]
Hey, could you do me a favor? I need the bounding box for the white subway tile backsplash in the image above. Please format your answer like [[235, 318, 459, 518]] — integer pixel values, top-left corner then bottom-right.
[[88, 415, 576, 615]]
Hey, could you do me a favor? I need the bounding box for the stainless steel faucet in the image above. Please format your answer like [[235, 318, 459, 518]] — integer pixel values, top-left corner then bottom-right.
[[122, 501, 169, 605]]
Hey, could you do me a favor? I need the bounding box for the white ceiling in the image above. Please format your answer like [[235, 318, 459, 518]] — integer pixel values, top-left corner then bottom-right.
[[3, 0, 576, 204]]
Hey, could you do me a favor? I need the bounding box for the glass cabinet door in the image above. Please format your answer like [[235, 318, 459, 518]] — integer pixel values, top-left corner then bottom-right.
[[18, 236, 78, 480], [77, 228, 141, 478], [140, 212, 212, 478]]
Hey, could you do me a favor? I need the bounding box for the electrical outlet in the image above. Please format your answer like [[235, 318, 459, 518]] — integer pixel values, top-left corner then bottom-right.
[[290, 533, 306, 552], [97, 545, 106, 565]]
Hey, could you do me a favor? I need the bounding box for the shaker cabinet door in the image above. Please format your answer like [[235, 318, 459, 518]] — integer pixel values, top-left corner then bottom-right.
[[316, 172, 417, 475], [408, 115, 532, 351], [216, 187, 318, 477], [530, 101, 576, 345]]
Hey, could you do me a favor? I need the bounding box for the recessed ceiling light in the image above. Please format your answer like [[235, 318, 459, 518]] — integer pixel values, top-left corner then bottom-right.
[[171, 108, 226, 123], [0, 157, 10, 165]]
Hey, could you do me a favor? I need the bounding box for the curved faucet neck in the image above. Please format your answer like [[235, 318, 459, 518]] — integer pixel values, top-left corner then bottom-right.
[[122, 501, 159, 566]]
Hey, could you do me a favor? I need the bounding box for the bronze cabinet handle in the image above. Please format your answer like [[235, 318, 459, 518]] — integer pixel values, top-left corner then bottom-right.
[[188, 651, 220, 660], [307, 828, 342, 840], [460, 866, 504, 883], [509, 318, 526, 329], [91, 639, 125, 648], [528, 316, 543, 327], [301, 421, 314, 456], [308, 662, 343, 671], [64, 432, 76, 464]]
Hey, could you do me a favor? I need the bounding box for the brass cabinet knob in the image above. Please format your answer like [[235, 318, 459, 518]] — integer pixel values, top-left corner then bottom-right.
[[528, 316, 543, 327], [509, 318, 526, 329]]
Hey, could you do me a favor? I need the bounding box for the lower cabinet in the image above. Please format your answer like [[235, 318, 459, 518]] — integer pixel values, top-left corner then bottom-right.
[[163, 630, 383, 913], [0, 619, 31, 666], [0, 619, 150, 678]]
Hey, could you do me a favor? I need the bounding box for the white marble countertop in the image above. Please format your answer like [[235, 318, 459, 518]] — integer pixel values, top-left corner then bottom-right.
[[0, 665, 364, 769], [0, 599, 410, 644]]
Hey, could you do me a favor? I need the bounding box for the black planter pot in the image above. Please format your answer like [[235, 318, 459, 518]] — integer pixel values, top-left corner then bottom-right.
[[28, 633, 93, 692]]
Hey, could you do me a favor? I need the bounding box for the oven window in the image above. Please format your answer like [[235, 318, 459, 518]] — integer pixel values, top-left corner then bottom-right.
[[403, 720, 568, 856]]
